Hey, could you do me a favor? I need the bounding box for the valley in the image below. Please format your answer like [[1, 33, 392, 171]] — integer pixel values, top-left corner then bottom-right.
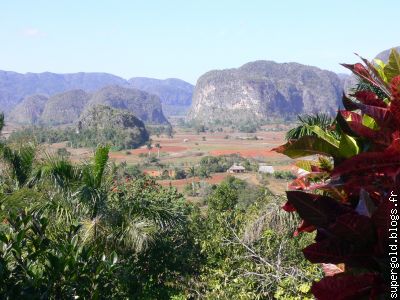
[[36, 123, 295, 199]]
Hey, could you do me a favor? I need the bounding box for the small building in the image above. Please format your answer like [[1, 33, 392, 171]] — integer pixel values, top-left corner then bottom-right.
[[258, 165, 275, 174], [227, 164, 246, 174]]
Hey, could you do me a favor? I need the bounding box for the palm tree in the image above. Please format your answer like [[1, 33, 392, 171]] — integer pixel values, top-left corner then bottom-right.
[[146, 141, 152, 157], [155, 143, 161, 158], [198, 167, 211, 179], [78, 146, 111, 219], [187, 166, 196, 178], [285, 113, 336, 140], [1, 144, 36, 189]]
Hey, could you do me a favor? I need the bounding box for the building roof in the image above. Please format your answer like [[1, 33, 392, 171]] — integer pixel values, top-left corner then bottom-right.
[[258, 165, 274, 173], [228, 164, 246, 171]]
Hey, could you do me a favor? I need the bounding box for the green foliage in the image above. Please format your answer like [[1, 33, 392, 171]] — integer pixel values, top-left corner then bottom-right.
[[8, 125, 149, 150], [0, 116, 323, 298], [0, 210, 122, 299], [190, 177, 322, 299], [56, 147, 70, 157], [285, 113, 335, 140], [275, 50, 400, 299], [0, 142, 201, 298], [237, 120, 259, 133], [273, 170, 296, 180], [174, 168, 187, 179], [199, 154, 257, 174]]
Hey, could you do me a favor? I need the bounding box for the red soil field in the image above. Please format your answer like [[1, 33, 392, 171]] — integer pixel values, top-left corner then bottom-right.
[[108, 145, 188, 159], [158, 173, 229, 188], [209, 149, 284, 158], [131, 145, 187, 154]]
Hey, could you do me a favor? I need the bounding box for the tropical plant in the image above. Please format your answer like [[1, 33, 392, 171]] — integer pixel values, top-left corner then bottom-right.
[[285, 113, 336, 140], [146, 140, 153, 157], [273, 49, 400, 299], [187, 166, 196, 178], [191, 177, 321, 299], [0, 138, 201, 298], [155, 142, 162, 158], [1, 143, 36, 189]]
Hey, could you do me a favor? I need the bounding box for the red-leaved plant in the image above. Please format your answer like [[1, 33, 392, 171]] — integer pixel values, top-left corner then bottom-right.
[[274, 49, 400, 299]]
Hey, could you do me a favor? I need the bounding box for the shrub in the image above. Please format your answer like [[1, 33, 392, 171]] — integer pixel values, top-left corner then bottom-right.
[[273, 49, 400, 299], [56, 147, 70, 157], [273, 170, 296, 180]]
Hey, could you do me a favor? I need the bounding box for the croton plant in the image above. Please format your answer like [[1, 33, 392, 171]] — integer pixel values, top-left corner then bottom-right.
[[274, 49, 400, 299]]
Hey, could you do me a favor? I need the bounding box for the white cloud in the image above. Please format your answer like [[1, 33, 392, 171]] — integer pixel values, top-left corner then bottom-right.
[[21, 27, 46, 38]]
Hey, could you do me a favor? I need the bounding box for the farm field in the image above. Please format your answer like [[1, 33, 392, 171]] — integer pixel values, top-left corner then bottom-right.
[[42, 125, 295, 197]]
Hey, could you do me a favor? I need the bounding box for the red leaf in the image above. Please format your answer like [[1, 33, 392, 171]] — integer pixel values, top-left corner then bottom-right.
[[342, 94, 359, 111], [303, 238, 373, 266], [391, 75, 400, 101], [353, 91, 386, 107], [282, 201, 296, 212], [286, 191, 349, 228], [329, 213, 375, 245], [311, 273, 384, 300], [371, 191, 397, 255], [331, 149, 400, 180], [340, 110, 362, 123], [294, 220, 316, 236]]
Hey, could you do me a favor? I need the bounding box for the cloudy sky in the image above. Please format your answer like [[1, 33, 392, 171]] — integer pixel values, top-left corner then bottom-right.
[[0, 0, 398, 83]]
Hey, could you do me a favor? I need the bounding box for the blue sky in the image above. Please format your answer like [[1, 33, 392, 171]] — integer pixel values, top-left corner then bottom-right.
[[0, 0, 398, 83]]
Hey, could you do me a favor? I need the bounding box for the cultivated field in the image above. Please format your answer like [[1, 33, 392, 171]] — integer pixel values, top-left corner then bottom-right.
[[44, 124, 295, 197]]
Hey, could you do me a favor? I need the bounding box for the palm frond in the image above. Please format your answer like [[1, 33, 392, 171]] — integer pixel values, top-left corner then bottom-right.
[[1, 144, 36, 187], [92, 146, 110, 188], [30, 153, 79, 190], [285, 113, 335, 140], [242, 200, 299, 245], [80, 216, 108, 244], [119, 218, 157, 252]]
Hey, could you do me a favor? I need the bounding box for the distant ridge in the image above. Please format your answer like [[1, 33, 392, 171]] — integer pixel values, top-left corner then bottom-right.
[[129, 77, 193, 116], [8, 85, 169, 126], [0, 71, 126, 114], [0, 71, 193, 117]]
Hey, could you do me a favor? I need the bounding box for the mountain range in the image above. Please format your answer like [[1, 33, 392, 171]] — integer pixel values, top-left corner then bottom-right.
[[9, 86, 168, 125], [2, 47, 398, 127], [0, 71, 194, 118]]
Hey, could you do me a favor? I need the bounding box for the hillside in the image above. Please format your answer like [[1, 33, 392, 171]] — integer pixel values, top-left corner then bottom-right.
[[8, 86, 169, 125], [89, 85, 169, 124], [0, 71, 126, 114], [8, 94, 48, 124], [129, 77, 193, 116], [187, 60, 342, 125], [78, 104, 149, 148], [0, 70, 193, 118], [40, 90, 90, 125]]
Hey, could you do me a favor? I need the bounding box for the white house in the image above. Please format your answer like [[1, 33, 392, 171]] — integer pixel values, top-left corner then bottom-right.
[[258, 165, 275, 174]]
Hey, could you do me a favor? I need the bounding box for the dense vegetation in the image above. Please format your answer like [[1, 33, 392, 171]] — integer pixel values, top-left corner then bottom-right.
[[274, 49, 400, 299], [2, 49, 396, 299], [8, 106, 150, 151], [0, 114, 320, 298]]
